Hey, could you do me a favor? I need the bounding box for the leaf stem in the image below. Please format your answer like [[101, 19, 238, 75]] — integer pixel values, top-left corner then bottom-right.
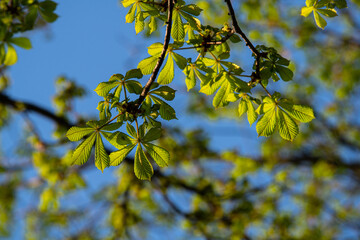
[[123, 82, 128, 103], [208, 50, 217, 60], [195, 53, 201, 62], [260, 82, 272, 98]]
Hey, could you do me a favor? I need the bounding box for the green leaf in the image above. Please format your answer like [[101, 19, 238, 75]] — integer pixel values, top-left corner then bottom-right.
[[275, 65, 293, 82], [126, 4, 136, 23], [150, 86, 176, 101], [172, 52, 187, 70], [143, 143, 169, 167], [149, 16, 157, 34], [66, 126, 95, 142], [122, 0, 136, 8], [126, 123, 137, 138], [181, 4, 202, 16], [138, 56, 159, 75], [306, 0, 316, 7], [245, 98, 258, 126], [135, 11, 145, 34], [301, 6, 314, 17], [213, 80, 232, 108], [110, 74, 124, 81], [134, 145, 154, 180], [118, 131, 135, 145], [256, 110, 277, 137], [159, 101, 177, 120], [4, 44, 17, 66], [94, 80, 119, 97], [172, 10, 185, 42], [238, 99, 247, 117], [110, 144, 136, 166], [256, 97, 277, 137], [317, 8, 338, 17], [278, 101, 315, 123], [101, 122, 122, 131], [39, 0, 58, 12], [314, 11, 327, 29], [143, 128, 162, 142], [39, 8, 58, 22], [157, 55, 174, 85], [125, 80, 143, 94], [277, 109, 299, 141], [9, 37, 32, 50], [148, 42, 164, 56], [72, 133, 96, 165], [184, 65, 196, 91], [95, 133, 110, 172], [124, 68, 143, 80]]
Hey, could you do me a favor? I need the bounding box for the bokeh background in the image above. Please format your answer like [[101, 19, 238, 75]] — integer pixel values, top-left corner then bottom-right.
[[1, 0, 360, 239]]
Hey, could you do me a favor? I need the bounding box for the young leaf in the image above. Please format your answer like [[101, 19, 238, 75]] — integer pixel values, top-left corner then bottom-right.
[[95, 133, 110, 172], [125, 80, 143, 94], [126, 4, 136, 23], [277, 109, 299, 141], [94, 80, 119, 97], [134, 145, 154, 180], [143, 127, 162, 142], [245, 97, 258, 126], [101, 122, 123, 131], [66, 126, 95, 142], [278, 101, 315, 123], [110, 144, 136, 166], [172, 52, 187, 70], [172, 10, 185, 42], [256, 110, 277, 137], [135, 11, 145, 34], [150, 86, 176, 101], [157, 55, 175, 85], [4, 44, 17, 66], [126, 123, 138, 138], [138, 56, 159, 75], [72, 132, 96, 165], [314, 11, 327, 29], [275, 65, 293, 82], [143, 143, 169, 167], [124, 68, 143, 80], [9, 37, 32, 50]]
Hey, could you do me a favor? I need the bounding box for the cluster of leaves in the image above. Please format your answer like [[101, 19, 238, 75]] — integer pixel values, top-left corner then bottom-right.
[[0, 0, 58, 66], [65, 0, 351, 178], [67, 69, 173, 180], [301, 0, 347, 29]]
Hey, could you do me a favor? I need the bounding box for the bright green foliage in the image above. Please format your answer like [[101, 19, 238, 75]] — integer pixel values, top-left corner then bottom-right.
[[256, 95, 315, 141], [138, 43, 187, 85], [257, 45, 294, 84], [3, 0, 360, 239], [237, 94, 258, 126], [0, 0, 57, 65], [301, 0, 344, 29], [64, 0, 323, 178], [95, 133, 110, 172]]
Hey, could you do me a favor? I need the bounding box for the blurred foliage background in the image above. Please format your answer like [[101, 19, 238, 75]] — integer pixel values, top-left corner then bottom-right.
[[1, 0, 360, 239]]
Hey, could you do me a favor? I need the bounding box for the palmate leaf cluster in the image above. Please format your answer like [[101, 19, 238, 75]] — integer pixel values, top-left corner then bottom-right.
[[67, 68, 173, 179], [301, 0, 347, 29], [63, 0, 350, 179]]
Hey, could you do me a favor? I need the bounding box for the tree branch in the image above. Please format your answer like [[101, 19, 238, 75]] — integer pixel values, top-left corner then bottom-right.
[[0, 92, 72, 128], [135, 0, 174, 108]]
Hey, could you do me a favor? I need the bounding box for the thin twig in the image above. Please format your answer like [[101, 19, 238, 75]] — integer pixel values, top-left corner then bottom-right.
[[260, 82, 272, 97]]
